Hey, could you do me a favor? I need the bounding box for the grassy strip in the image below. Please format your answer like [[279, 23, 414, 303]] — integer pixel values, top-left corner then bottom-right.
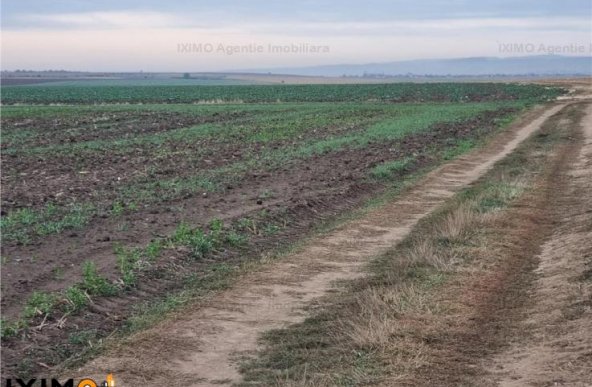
[[3, 103, 385, 155], [0, 101, 288, 120], [236, 104, 579, 385]]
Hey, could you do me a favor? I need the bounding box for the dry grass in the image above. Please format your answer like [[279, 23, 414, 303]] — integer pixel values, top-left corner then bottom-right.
[[331, 199, 483, 379], [435, 203, 478, 244]]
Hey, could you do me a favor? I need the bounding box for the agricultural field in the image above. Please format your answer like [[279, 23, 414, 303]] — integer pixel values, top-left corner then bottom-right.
[[0, 83, 563, 377]]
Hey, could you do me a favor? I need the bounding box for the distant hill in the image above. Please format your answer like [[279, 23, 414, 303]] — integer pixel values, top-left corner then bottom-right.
[[244, 55, 592, 77]]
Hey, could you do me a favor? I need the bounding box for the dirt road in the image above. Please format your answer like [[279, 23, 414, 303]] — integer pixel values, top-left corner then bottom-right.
[[72, 102, 577, 386], [485, 103, 592, 386]]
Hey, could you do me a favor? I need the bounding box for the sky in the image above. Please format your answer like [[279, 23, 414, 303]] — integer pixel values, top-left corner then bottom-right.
[[1, 0, 591, 71]]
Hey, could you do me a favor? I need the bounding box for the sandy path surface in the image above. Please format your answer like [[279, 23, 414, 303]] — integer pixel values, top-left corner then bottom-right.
[[488, 102, 592, 386], [73, 103, 568, 386]]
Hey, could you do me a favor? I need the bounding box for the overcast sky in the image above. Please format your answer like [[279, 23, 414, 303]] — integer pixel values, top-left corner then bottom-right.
[[1, 0, 591, 71]]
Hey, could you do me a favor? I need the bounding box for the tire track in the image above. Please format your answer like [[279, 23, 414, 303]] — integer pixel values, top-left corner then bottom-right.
[[487, 102, 592, 386]]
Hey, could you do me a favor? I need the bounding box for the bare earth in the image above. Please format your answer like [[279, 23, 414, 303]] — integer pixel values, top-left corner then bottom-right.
[[70, 100, 576, 387]]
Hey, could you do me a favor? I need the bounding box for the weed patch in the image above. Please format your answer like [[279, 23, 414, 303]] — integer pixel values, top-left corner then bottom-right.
[[370, 157, 415, 180]]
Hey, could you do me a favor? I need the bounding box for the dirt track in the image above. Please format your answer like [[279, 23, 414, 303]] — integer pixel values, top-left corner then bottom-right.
[[385, 100, 591, 387], [485, 103, 592, 386], [69, 101, 577, 386]]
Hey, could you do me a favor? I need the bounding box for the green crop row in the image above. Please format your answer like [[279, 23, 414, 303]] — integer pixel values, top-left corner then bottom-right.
[[1, 82, 564, 104]]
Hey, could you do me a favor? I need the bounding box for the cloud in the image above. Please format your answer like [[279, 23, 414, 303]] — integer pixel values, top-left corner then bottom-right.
[[19, 11, 187, 29], [13, 11, 590, 36], [244, 17, 591, 36]]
